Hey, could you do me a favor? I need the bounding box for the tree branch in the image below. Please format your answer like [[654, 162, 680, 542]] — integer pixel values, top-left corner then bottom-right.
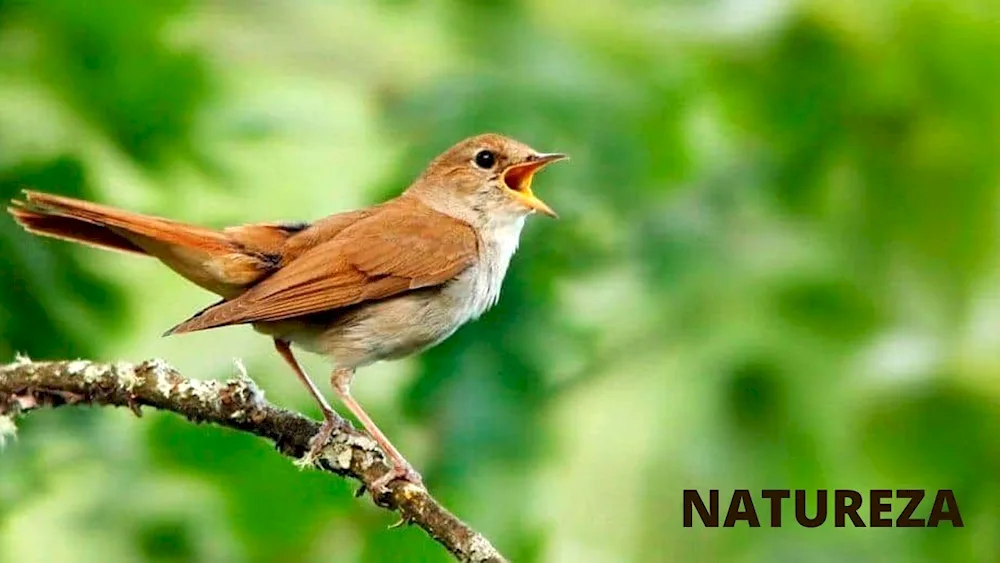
[[0, 356, 506, 563]]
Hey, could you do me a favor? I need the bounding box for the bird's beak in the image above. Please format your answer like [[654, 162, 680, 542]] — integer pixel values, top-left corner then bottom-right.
[[501, 153, 567, 218]]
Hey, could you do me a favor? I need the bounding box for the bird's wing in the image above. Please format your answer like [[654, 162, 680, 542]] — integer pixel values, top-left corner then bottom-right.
[[166, 203, 479, 334]]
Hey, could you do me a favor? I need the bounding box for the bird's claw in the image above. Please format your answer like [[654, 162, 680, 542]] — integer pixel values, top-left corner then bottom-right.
[[387, 515, 413, 530], [293, 449, 320, 470], [370, 463, 424, 496], [294, 420, 337, 469]]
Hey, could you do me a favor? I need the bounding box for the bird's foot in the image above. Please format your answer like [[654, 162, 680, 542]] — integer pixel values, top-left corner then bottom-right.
[[294, 418, 338, 469], [370, 462, 424, 496]]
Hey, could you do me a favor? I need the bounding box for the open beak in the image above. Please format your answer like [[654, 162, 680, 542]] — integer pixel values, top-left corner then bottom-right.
[[501, 152, 567, 218]]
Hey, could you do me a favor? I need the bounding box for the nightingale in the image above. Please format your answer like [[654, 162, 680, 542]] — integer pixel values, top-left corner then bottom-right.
[[7, 133, 566, 493]]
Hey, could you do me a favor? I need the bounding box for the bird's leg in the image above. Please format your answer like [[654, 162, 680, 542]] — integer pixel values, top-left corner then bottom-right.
[[273, 339, 342, 467], [330, 367, 424, 494]]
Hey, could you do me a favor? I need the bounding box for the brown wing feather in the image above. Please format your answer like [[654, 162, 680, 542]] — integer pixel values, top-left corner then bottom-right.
[[166, 202, 478, 334], [342, 207, 480, 288], [280, 207, 378, 261]]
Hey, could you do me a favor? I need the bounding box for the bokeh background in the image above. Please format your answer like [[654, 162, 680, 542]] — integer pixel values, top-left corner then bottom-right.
[[1, 0, 999, 561]]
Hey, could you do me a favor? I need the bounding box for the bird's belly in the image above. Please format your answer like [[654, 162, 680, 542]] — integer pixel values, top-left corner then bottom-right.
[[255, 255, 504, 370], [261, 279, 485, 369]]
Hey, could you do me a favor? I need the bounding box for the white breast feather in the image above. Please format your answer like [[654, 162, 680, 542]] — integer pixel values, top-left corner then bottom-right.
[[465, 215, 525, 320]]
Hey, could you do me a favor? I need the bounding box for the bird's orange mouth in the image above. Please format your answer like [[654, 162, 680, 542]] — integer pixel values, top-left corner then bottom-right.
[[501, 153, 566, 218]]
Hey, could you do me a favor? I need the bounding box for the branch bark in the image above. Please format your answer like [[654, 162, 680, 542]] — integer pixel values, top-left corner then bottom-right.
[[0, 357, 506, 563]]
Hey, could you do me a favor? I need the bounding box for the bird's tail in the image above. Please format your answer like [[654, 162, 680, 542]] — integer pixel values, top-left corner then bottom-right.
[[7, 190, 275, 298], [7, 191, 232, 255]]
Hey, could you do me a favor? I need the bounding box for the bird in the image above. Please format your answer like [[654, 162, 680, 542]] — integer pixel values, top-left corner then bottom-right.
[[6, 133, 566, 494]]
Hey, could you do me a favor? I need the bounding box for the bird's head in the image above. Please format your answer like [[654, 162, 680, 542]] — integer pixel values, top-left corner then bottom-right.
[[408, 133, 567, 224]]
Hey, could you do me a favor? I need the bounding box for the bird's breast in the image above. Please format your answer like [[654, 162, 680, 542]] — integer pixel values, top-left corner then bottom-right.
[[452, 215, 525, 321]]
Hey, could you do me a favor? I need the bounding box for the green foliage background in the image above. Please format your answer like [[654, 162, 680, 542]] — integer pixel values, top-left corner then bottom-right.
[[2, 1, 999, 561]]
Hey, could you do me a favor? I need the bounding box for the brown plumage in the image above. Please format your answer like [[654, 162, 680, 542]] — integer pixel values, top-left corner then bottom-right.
[[6, 133, 566, 494], [166, 201, 479, 334]]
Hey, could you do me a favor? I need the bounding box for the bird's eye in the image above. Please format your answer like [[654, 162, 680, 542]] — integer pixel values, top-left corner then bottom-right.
[[474, 150, 496, 169]]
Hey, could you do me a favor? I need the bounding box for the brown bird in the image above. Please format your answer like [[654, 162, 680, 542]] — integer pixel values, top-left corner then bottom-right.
[[6, 133, 565, 493]]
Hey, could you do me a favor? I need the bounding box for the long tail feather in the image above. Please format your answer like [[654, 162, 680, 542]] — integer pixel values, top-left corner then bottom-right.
[[8, 200, 147, 255], [18, 190, 232, 253], [7, 190, 274, 299]]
